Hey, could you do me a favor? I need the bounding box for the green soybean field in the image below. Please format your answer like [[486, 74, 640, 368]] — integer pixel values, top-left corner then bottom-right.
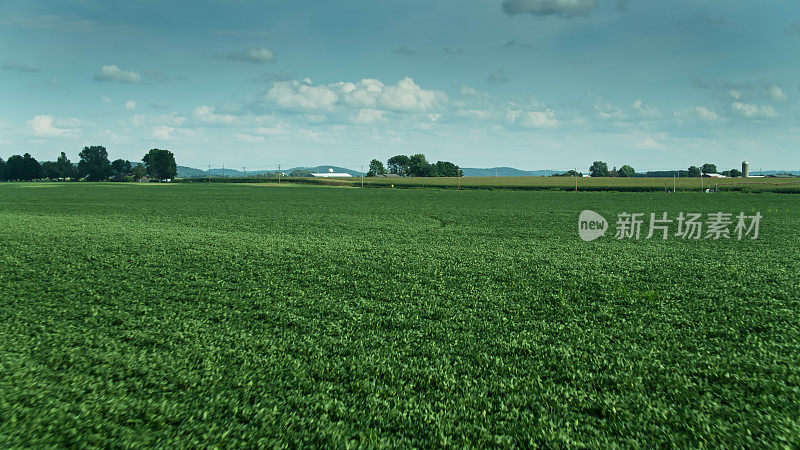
[[1, 183, 799, 447]]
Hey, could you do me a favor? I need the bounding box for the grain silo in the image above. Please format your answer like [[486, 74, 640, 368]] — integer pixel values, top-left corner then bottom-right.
[[742, 161, 749, 178]]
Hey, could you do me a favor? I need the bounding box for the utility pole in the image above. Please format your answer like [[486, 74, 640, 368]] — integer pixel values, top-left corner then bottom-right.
[[222, 164, 225, 178], [673, 175, 676, 193], [361, 165, 364, 188], [208, 165, 211, 183], [458, 171, 461, 190], [575, 168, 578, 192], [243, 167, 246, 178]]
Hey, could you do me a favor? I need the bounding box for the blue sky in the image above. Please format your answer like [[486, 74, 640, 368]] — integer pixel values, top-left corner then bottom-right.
[[1, 0, 799, 171]]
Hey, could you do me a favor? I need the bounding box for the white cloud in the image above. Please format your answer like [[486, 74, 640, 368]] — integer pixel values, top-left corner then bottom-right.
[[101, 96, 111, 104], [502, 0, 598, 17], [765, 83, 788, 102], [234, 133, 265, 143], [151, 125, 174, 140], [731, 102, 777, 119], [632, 99, 662, 118], [125, 100, 136, 110], [589, 91, 624, 119], [635, 135, 666, 150], [507, 107, 558, 129], [674, 106, 719, 123], [729, 89, 741, 100], [225, 48, 276, 63], [150, 126, 196, 140], [264, 77, 446, 114], [193, 105, 237, 124], [3, 61, 41, 72], [27, 115, 79, 137], [93, 65, 141, 83], [352, 108, 386, 124], [266, 79, 339, 111]]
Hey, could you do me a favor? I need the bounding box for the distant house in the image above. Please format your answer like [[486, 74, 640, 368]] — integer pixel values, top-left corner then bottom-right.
[[702, 173, 726, 178], [138, 176, 150, 183]]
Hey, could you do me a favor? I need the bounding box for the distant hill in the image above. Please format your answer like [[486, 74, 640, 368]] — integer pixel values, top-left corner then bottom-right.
[[176, 165, 361, 178], [461, 167, 565, 177]]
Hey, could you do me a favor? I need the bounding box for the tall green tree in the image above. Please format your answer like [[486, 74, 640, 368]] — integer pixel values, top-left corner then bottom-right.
[[617, 165, 636, 177], [41, 161, 61, 179], [111, 159, 133, 180], [688, 166, 701, 177], [142, 148, 177, 181], [366, 159, 386, 177], [387, 155, 411, 176], [701, 163, 717, 174], [6, 154, 41, 180], [0, 157, 7, 181], [435, 161, 462, 177], [56, 152, 74, 179], [408, 154, 430, 177], [589, 161, 610, 177], [78, 146, 112, 181]]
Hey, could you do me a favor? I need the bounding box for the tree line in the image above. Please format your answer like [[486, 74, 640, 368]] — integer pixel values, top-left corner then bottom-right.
[[570, 161, 745, 178], [0, 147, 178, 182], [366, 154, 462, 177]]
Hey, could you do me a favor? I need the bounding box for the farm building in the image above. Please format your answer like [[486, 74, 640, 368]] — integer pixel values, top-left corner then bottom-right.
[[310, 172, 352, 178]]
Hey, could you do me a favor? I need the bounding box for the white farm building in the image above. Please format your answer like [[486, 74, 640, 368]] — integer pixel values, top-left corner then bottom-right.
[[310, 169, 352, 177]]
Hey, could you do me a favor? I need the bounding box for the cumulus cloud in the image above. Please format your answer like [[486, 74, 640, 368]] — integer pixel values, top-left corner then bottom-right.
[[193, 105, 237, 124], [502, 0, 598, 18], [632, 99, 662, 118], [488, 67, 509, 83], [764, 83, 788, 102], [3, 61, 41, 72], [151, 125, 196, 140], [731, 102, 777, 119], [507, 102, 558, 129], [263, 77, 446, 114], [101, 96, 111, 104], [674, 106, 719, 123], [93, 65, 141, 83], [27, 115, 79, 137], [224, 48, 275, 63], [588, 91, 624, 119], [151, 125, 174, 140], [125, 100, 136, 110], [635, 136, 667, 150], [352, 108, 386, 124], [265, 79, 339, 111]]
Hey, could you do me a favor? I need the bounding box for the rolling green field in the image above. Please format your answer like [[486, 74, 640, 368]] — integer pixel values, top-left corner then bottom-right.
[[181, 175, 800, 193], [1, 183, 799, 446]]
